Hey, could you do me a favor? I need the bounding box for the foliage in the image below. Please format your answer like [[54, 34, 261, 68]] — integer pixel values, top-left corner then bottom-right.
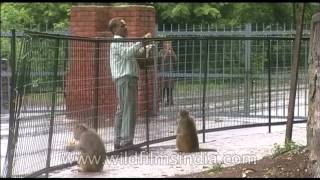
[[153, 3, 318, 26], [1, 37, 10, 59], [154, 3, 223, 24], [209, 162, 224, 172], [1, 3, 72, 31], [223, 3, 293, 25], [272, 141, 299, 158], [1, 3, 319, 31], [1, 3, 33, 31]]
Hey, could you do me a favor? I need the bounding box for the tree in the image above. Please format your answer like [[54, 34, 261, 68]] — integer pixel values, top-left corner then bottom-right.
[[0, 3, 72, 31], [285, 3, 305, 144], [152, 3, 318, 26], [307, 9, 320, 178], [0, 3, 33, 31], [153, 3, 223, 24], [1, 3, 319, 31]]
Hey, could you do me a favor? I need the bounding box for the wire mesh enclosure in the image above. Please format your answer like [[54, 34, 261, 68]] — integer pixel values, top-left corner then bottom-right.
[[1, 30, 309, 177]]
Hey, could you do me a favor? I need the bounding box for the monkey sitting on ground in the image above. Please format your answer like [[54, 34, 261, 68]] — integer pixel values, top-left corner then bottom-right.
[[66, 124, 106, 172], [176, 110, 200, 152]]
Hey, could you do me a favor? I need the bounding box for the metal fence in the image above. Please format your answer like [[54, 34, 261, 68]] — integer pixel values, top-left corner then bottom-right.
[[1, 26, 309, 177], [0, 22, 311, 112], [156, 23, 311, 36]]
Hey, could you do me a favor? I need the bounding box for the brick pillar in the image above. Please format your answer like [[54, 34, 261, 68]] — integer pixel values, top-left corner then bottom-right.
[[65, 5, 157, 122]]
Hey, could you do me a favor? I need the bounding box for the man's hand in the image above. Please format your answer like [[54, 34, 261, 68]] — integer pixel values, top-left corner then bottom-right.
[[143, 32, 151, 38], [142, 32, 152, 46]]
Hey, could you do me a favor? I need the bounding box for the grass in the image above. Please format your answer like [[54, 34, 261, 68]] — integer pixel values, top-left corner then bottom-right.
[[175, 80, 240, 95], [271, 141, 299, 158], [209, 162, 224, 172]]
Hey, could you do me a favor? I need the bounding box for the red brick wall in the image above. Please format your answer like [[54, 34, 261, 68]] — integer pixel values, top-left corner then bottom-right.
[[65, 5, 157, 122]]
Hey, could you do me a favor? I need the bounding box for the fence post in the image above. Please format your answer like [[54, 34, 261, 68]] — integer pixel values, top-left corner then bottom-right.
[[267, 40, 272, 133], [152, 24, 157, 115], [5, 29, 17, 178], [201, 39, 209, 143], [0, 47, 2, 114], [144, 45, 150, 153], [93, 41, 100, 131], [244, 23, 252, 116], [152, 36, 159, 115], [45, 39, 60, 177]]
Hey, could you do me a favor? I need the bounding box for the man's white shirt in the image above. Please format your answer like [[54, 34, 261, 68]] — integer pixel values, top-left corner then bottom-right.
[[109, 35, 142, 80]]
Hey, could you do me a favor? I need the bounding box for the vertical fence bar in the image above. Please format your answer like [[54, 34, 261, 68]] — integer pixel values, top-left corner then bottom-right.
[[177, 25, 180, 109], [185, 25, 188, 102], [63, 39, 68, 113], [237, 39, 240, 113], [144, 45, 150, 153], [244, 23, 252, 116], [276, 23, 279, 116], [192, 25, 195, 101], [0, 42, 2, 114], [202, 39, 209, 143], [304, 40, 308, 117], [230, 38, 233, 115], [262, 24, 266, 117], [267, 40, 271, 133], [152, 40, 158, 115], [45, 39, 60, 177], [199, 38, 202, 106], [282, 40, 286, 117], [63, 40, 68, 79], [93, 41, 100, 131], [222, 25, 225, 114], [252, 38, 256, 116], [214, 34, 218, 115], [5, 29, 17, 178]]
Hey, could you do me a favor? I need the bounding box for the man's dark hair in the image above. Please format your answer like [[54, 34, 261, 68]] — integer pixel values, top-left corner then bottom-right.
[[108, 17, 123, 34]]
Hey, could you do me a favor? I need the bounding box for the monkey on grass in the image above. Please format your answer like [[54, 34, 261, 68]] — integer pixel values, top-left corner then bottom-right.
[[176, 110, 200, 152], [66, 124, 106, 172]]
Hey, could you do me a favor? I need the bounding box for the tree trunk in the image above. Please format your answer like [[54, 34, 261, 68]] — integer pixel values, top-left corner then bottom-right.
[[285, 3, 305, 144], [307, 11, 320, 178]]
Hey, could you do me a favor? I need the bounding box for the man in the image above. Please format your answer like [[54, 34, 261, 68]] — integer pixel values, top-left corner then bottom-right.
[[108, 17, 151, 150]]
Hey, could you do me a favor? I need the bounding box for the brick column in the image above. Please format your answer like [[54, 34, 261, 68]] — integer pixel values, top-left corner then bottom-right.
[[65, 5, 157, 122]]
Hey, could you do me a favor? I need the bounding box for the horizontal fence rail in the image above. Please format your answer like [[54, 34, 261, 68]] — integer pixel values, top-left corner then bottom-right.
[[1, 27, 309, 177]]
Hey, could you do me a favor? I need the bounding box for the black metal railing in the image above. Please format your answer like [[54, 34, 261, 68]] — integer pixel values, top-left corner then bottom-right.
[[1, 30, 309, 177]]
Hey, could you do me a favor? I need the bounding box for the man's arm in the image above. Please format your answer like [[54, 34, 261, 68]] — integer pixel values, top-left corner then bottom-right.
[[117, 32, 152, 59], [117, 41, 143, 59]]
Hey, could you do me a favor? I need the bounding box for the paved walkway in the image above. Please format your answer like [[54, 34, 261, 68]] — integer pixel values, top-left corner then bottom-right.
[[50, 123, 307, 178]]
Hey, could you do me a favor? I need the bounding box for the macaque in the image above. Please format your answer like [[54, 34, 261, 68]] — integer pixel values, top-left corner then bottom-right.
[[66, 124, 106, 172], [176, 110, 199, 152]]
